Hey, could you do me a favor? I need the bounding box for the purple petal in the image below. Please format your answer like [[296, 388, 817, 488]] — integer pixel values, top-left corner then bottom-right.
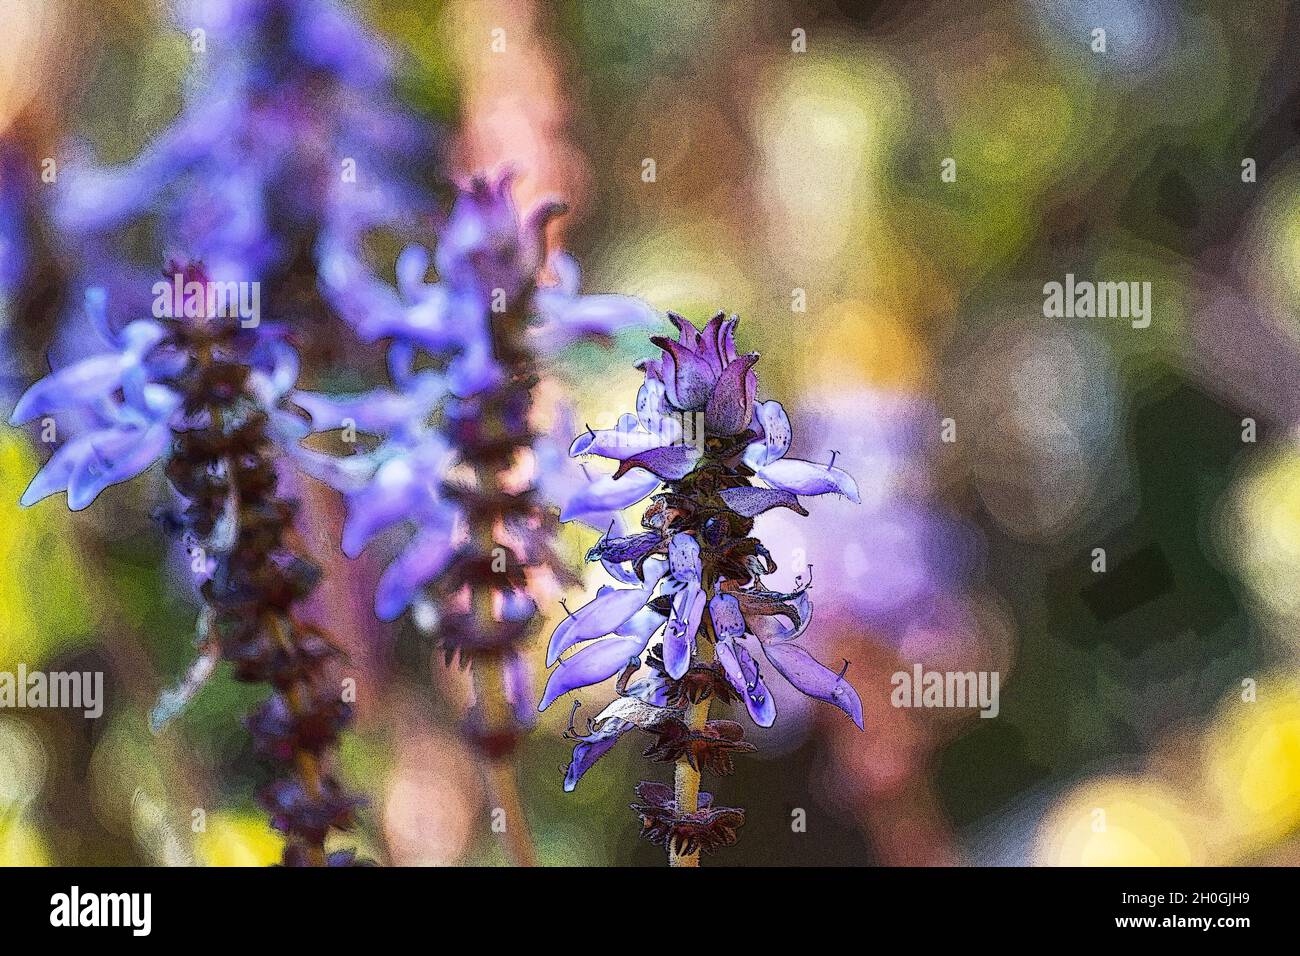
[[66, 424, 170, 510], [374, 515, 457, 621], [744, 589, 813, 643], [342, 456, 439, 557], [761, 642, 863, 729], [652, 336, 716, 410], [19, 436, 94, 507], [563, 717, 632, 791], [743, 400, 792, 468], [704, 352, 759, 434], [560, 468, 661, 524], [539, 635, 646, 711], [716, 637, 776, 728], [668, 312, 703, 351], [502, 651, 537, 730], [718, 486, 808, 517], [758, 458, 861, 503], [10, 355, 128, 424], [613, 442, 702, 481], [693, 313, 730, 373], [546, 582, 656, 666], [708, 593, 745, 640], [662, 581, 705, 679], [586, 529, 663, 566]]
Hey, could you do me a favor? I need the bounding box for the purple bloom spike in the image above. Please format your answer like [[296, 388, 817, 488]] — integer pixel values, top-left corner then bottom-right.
[[293, 171, 655, 865], [545, 311, 862, 865], [8, 264, 362, 866]]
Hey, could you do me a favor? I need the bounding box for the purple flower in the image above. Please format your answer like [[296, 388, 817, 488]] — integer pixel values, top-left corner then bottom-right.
[[297, 172, 655, 627], [543, 313, 864, 801], [55, 0, 437, 342], [327, 170, 655, 398], [563, 312, 859, 523], [9, 282, 302, 511]]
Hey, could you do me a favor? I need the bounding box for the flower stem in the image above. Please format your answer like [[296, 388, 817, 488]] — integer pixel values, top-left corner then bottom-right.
[[670, 638, 714, 867], [474, 654, 538, 867]]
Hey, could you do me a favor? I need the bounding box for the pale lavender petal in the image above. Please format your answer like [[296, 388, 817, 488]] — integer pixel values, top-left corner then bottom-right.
[[395, 244, 430, 300], [289, 446, 383, 494], [539, 635, 645, 711], [559, 468, 660, 523], [546, 582, 656, 666], [662, 581, 704, 679], [10, 354, 128, 424], [636, 378, 680, 439], [743, 400, 792, 468], [549, 250, 581, 295], [758, 458, 861, 502], [716, 637, 776, 728], [614, 606, 668, 642], [374, 515, 457, 621], [761, 641, 863, 729], [668, 531, 701, 580], [534, 288, 657, 345], [718, 486, 808, 517], [568, 413, 661, 460], [66, 423, 170, 510]]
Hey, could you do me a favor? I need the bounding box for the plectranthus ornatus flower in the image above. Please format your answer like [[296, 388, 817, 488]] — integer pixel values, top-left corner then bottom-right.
[[8, 263, 360, 866], [54, 0, 437, 360], [541, 312, 863, 866], [294, 170, 654, 865]]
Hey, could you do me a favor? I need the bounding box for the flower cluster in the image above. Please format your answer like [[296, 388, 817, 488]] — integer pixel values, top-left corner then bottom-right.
[[294, 170, 652, 861], [55, 0, 437, 353], [541, 312, 863, 863], [9, 263, 359, 866]]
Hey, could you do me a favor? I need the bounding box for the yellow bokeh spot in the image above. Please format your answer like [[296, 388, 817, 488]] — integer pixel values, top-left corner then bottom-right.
[[805, 300, 929, 392], [0, 817, 51, 866], [1204, 675, 1300, 852], [1230, 448, 1300, 622], [1036, 777, 1200, 866], [194, 811, 285, 867]]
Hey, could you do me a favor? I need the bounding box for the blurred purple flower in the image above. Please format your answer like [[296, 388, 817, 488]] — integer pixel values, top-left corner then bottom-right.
[[54, 0, 437, 339], [9, 281, 303, 510], [323, 170, 654, 397]]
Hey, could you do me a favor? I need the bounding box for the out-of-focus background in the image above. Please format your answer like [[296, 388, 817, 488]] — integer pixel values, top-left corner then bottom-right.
[[2, 0, 1300, 866]]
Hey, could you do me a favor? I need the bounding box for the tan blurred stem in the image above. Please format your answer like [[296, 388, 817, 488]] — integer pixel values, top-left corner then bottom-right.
[[474, 654, 538, 867], [467, 458, 538, 867], [669, 630, 715, 868]]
